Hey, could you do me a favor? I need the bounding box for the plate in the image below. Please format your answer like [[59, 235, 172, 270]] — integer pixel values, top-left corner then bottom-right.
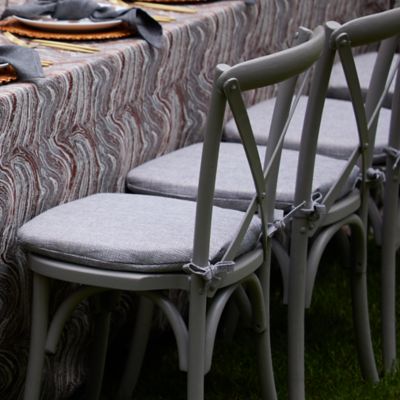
[[14, 16, 123, 32]]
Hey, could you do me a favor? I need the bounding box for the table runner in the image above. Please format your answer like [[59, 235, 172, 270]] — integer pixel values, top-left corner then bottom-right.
[[0, 0, 390, 398]]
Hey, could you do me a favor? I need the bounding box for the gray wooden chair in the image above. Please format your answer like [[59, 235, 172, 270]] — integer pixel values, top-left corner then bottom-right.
[[17, 26, 325, 400], [125, 16, 392, 400], [126, 9, 400, 399], [223, 7, 400, 378], [380, 66, 400, 373], [125, 27, 358, 308]]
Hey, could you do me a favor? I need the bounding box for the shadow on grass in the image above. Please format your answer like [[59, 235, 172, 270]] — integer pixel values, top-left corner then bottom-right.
[[86, 237, 400, 400]]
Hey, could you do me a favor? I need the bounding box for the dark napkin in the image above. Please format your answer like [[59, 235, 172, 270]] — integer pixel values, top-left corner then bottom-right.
[[2, 0, 163, 48], [0, 45, 44, 80]]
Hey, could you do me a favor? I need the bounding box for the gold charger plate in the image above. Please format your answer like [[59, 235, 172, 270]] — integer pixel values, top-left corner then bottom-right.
[[0, 19, 132, 40], [135, 0, 207, 3], [137, 0, 210, 4], [0, 64, 18, 84]]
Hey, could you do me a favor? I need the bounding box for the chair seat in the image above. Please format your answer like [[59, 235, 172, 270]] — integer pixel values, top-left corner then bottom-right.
[[223, 95, 391, 160], [126, 142, 359, 211], [328, 52, 398, 107], [17, 193, 261, 272]]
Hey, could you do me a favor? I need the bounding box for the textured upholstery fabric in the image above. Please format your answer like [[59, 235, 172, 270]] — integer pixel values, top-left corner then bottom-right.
[[18, 193, 261, 272], [223, 96, 391, 159], [126, 142, 359, 211], [328, 52, 398, 107]]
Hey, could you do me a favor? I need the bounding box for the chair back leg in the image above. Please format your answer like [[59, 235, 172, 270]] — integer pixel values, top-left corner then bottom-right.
[[116, 296, 155, 400], [85, 292, 117, 400]]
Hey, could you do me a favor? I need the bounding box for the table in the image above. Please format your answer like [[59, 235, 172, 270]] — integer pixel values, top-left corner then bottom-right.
[[0, 0, 390, 398]]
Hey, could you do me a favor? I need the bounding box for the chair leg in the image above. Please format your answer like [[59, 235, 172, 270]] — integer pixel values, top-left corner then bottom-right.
[[381, 183, 398, 373], [349, 221, 379, 382], [287, 219, 308, 400], [187, 276, 207, 400], [257, 329, 277, 400], [85, 292, 116, 400], [116, 296, 154, 400], [219, 299, 240, 341], [24, 272, 50, 400], [245, 272, 277, 400]]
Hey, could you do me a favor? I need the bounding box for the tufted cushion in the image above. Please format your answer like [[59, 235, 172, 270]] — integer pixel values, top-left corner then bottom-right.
[[223, 96, 391, 160], [18, 194, 262, 272], [126, 142, 359, 211], [328, 52, 398, 108]]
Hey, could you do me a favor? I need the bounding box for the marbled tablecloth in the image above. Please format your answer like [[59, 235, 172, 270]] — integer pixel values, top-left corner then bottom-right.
[[0, 0, 390, 398]]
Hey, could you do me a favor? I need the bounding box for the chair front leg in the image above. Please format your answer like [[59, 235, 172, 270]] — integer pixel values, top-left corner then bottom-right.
[[381, 177, 399, 373], [288, 218, 309, 400], [187, 276, 207, 400], [24, 272, 50, 400]]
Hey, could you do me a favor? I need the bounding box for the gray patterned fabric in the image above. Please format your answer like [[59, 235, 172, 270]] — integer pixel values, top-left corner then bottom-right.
[[18, 193, 261, 271], [223, 96, 391, 160], [328, 52, 398, 107], [126, 142, 359, 211]]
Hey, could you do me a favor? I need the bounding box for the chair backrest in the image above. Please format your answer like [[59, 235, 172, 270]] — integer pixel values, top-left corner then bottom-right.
[[293, 7, 400, 228], [190, 26, 325, 272]]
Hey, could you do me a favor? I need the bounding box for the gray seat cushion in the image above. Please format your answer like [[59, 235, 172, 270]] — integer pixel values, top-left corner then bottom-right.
[[328, 52, 398, 108], [126, 142, 359, 211], [223, 95, 391, 160], [18, 193, 261, 272]]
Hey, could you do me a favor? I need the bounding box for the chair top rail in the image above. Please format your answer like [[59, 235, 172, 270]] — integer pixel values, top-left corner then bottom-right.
[[331, 7, 400, 48], [216, 25, 326, 92]]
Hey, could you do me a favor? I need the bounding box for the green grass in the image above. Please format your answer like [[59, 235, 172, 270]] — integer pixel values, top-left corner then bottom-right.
[[103, 238, 400, 399]]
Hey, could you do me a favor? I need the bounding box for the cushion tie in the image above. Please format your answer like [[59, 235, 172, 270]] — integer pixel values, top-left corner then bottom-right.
[[267, 201, 306, 237], [384, 146, 400, 171], [183, 260, 235, 281], [366, 167, 386, 184]]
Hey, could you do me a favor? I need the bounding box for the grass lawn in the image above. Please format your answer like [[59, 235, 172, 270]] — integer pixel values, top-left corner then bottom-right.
[[103, 237, 400, 399]]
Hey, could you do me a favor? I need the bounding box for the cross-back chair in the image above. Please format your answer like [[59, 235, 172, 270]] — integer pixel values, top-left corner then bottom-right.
[[18, 26, 326, 400], [222, 6, 400, 381], [380, 64, 400, 373], [124, 16, 393, 400], [326, 3, 400, 374], [127, 9, 400, 400], [287, 9, 400, 399]]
